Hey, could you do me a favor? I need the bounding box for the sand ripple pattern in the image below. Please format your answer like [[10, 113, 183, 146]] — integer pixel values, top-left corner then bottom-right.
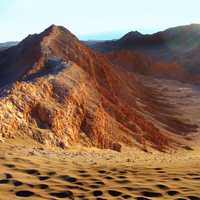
[[0, 155, 200, 200]]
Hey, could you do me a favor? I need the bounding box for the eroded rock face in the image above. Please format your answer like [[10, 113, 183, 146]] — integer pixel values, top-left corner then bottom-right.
[[0, 25, 196, 152], [0, 61, 177, 152], [0, 63, 124, 151]]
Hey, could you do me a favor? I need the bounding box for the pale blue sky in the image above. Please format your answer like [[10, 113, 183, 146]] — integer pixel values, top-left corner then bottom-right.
[[0, 0, 200, 42]]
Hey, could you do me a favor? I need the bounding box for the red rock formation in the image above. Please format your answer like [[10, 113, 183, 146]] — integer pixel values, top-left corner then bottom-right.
[[106, 50, 189, 81], [0, 25, 197, 152]]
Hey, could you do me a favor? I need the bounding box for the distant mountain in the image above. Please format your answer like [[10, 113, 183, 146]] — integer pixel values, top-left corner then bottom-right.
[[90, 24, 200, 82], [119, 31, 144, 42], [0, 41, 18, 51], [0, 25, 196, 152]]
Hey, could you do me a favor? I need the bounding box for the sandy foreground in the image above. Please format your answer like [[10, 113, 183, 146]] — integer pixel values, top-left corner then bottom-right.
[[0, 137, 200, 200]]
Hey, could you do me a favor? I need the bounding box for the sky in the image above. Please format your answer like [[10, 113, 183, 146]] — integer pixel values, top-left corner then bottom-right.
[[0, 0, 200, 42]]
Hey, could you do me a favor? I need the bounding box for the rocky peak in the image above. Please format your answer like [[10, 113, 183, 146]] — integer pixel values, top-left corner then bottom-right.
[[0, 24, 82, 86], [120, 31, 143, 42]]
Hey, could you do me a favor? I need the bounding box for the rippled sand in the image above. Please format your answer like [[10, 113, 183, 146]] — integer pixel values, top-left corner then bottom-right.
[[0, 139, 200, 200]]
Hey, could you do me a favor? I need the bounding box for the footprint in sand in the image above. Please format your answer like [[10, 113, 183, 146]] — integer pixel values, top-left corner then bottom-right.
[[3, 163, 16, 168], [141, 191, 163, 198], [12, 180, 23, 187], [49, 191, 73, 198], [167, 190, 180, 196], [15, 190, 35, 197]]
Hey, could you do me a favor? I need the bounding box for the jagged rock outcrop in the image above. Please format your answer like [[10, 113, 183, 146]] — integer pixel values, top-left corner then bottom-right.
[[0, 25, 197, 152]]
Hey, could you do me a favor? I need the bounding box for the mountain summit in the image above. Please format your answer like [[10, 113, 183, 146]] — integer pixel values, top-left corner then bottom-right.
[[119, 31, 143, 42], [0, 25, 84, 86]]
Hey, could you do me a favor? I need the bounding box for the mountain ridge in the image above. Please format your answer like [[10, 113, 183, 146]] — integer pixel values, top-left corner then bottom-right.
[[89, 24, 200, 83], [0, 24, 198, 152]]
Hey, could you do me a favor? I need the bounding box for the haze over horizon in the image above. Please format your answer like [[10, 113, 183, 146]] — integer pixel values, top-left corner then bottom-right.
[[0, 0, 200, 42]]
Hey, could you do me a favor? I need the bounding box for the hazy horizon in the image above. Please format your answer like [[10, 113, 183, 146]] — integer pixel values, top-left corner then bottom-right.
[[1, 23, 200, 43], [0, 0, 200, 42]]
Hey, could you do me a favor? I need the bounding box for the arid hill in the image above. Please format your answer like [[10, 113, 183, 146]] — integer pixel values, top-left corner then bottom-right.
[[89, 24, 200, 83], [106, 50, 189, 81], [0, 25, 197, 152]]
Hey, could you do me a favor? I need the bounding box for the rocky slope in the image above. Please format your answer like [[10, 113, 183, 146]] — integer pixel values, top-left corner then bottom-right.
[[106, 50, 189, 80], [0, 25, 197, 152], [89, 24, 200, 83]]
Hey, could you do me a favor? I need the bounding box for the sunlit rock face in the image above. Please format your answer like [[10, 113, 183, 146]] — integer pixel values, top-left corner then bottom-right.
[[0, 25, 197, 152]]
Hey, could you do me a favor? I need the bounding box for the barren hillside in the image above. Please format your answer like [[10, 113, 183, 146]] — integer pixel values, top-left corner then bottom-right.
[[0, 25, 197, 152]]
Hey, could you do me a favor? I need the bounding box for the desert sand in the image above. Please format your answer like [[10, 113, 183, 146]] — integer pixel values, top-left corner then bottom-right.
[[0, 135, 200, 200]]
